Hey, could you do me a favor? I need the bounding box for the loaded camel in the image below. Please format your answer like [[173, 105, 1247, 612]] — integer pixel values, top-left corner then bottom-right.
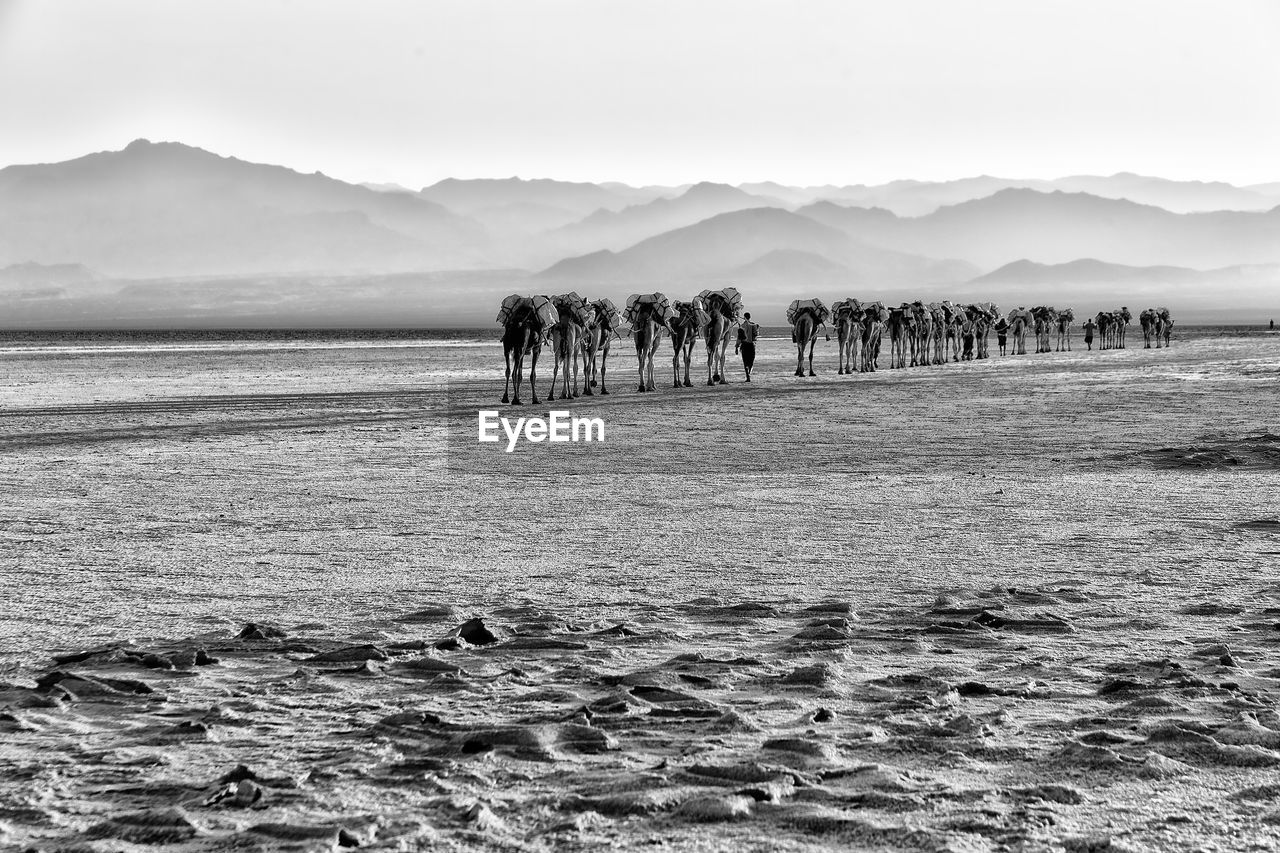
[[1032, 305, 1057, 354], [580, 298, 620, 396], [670, 298, 707, 388], [787, 298, 831, 376], [546, 292, 592, 401], [885, 305, 911, 369], [1139, 308, 1158, 348], [625, 292, 673, 393], [833, 298, 862, 374], [497, 294, 558, 406], [968, 302, 1000, 359], [1007, 307, 1033, 355], [860, 301, 889, 372], [699, 287, 742, 385], [1054, 308, 1074, 351]]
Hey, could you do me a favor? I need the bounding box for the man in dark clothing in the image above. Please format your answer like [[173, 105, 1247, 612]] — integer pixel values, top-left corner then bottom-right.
[[994, 317, 1009, 356], [1083, 318, 1097, 350], [735, 311, 760, 381]]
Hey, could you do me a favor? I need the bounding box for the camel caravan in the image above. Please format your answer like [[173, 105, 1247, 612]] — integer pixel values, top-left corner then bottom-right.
[[496, 290, 1173, 404]]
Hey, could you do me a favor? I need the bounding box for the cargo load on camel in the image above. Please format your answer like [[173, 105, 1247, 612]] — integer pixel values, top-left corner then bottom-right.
[[624, 293, 676, 328], [590, 297, 621, 329], [550, 291, 594, 328], [496, 294, 558, 330], [698, 287, 743, 323], [786, 298, 831, 326]]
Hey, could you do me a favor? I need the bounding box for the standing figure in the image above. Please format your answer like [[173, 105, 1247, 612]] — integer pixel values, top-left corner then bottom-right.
[[735, 312, 761, 381], [1083, 317, 1097, 351], [994, 316, 1009, 356]]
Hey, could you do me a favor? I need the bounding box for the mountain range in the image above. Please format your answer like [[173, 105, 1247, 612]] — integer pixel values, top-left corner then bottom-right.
[[0, 140, 1277, 325]]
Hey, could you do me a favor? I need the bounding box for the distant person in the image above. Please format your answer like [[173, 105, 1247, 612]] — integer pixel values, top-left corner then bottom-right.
[[735, 312, 760, 381], [1271, 319, 1275, 330], [1083, 318, 1097, 350], [994, 316, 1009, 356]]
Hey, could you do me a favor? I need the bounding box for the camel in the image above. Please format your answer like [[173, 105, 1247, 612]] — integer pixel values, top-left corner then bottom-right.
[[967, 302, 999, 359], [860, 301, 888, 372], [497, 294, 558, 406], [698, 287, 742, 385], [1054, 308, 1074, 351], [669, 298, 707, 388], [1139, 308, 1157, 348], [941, 301, 966, 362], [885, 305, 911, 369], [1095, 311, 1114, 350], [1007, 307, 1033, 355], [580, 298, 620, 396], [546, 292, 592, 401], [624, 292, 673, 392], [787, 298, 830, 376], [1117, 307, 1132, 349], [1031, 306, 1058, 354], [910, 301, 933, 366], [1150, 307, 1173, 348], [832, 298, 862, 374]]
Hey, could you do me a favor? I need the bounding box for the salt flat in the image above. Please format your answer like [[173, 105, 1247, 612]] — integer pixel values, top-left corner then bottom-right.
[[1, 330, 1278, 851]]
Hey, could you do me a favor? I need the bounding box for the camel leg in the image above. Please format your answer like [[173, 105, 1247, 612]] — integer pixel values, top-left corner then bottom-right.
[[502, 345, 512, 404], [546, 336, 561, 401], [599, 347, 609, 394], [571, 329, 581, 398], [528, 348, 540, 406], [510, 348, 524, 406], [808, 340, 816, 376]]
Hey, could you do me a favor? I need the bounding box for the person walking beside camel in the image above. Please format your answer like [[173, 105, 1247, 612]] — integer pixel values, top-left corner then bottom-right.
[[994, 316, 1009, 356], [1083, 318, 1097, 350], [735, 312, 760, 381]]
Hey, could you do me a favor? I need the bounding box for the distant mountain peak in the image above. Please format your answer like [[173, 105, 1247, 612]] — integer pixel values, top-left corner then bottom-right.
[[680, 181, 752, 200]]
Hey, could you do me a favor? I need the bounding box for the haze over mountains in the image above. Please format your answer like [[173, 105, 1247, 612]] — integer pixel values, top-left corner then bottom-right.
[[1, 140, 1277, 326]]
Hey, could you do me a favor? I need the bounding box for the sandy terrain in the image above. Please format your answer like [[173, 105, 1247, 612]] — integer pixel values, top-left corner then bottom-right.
[[2, 329, 1279, 851]]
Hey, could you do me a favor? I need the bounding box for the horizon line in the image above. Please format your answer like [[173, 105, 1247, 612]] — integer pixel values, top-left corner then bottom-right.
[[6, 138, 1278, 192]]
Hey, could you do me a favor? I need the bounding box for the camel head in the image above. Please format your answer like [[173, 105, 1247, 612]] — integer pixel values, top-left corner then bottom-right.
[[672, 298, 708, 333], [588, 298, 620, 332]]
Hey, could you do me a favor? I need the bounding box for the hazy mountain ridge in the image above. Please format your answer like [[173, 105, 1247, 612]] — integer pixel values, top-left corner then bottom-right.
[[799, 190, 1280, 270], [0, 140, 492, 277], [539, 207, 979, 287], [533, 182, 778, 262]]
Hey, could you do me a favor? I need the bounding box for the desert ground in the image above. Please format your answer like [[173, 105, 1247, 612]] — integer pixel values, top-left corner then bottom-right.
[[1, 328, 1279, 852]]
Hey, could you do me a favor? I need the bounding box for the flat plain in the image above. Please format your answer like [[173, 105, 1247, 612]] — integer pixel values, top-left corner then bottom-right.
[[1, 328, 1279, 852]]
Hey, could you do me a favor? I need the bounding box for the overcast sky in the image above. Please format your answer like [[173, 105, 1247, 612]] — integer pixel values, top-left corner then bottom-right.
[[1, 0, 1276, 187]]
